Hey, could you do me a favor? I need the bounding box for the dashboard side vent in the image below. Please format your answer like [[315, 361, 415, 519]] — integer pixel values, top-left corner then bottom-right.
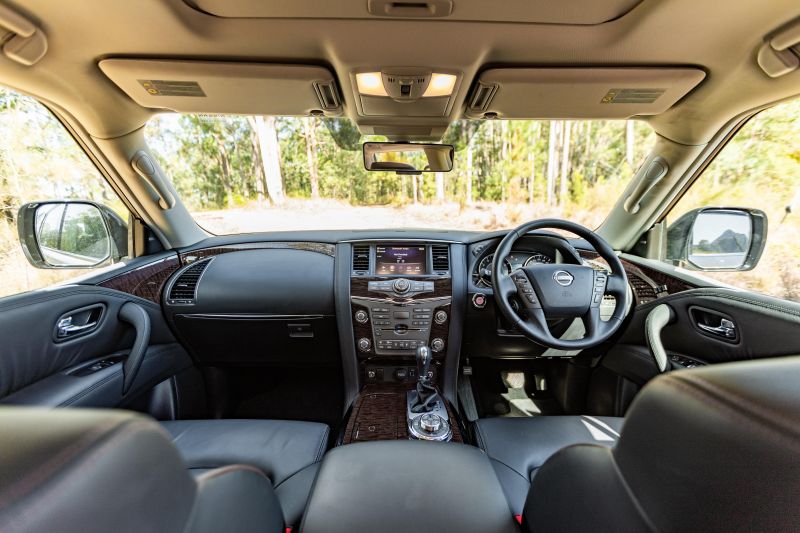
[[168, 258, 211, 303], [431, 244, 450, 272], [352, 245, 370, 273]]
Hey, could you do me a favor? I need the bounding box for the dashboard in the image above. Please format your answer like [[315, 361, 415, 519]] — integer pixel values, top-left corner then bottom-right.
[[93, 227, 696, 413]]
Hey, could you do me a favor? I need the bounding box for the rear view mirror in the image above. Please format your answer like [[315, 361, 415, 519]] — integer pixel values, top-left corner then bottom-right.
[[666, 207, 768, 271], [363, 142, 454, 174], [17, 201, 128, 269]]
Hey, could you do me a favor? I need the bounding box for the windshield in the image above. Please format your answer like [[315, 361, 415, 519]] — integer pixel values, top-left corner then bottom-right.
[[145, 116, 655, 234]]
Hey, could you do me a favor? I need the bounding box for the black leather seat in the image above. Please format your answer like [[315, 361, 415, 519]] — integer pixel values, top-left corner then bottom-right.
[[0, 408, 284, 533], [161, 419, 329, 526], [475, 414, 624, 514], [522, 357, 800, 532]]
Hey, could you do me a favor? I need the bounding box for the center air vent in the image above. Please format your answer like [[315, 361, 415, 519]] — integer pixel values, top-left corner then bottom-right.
[[167, 258, 212, 304], [431, 244, 450, 272], [352, 245, 370, 274]]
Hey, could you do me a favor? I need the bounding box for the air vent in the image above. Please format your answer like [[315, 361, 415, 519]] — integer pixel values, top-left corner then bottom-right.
[[168, 259, 211, 303], [467, 83, 497, 112], [352, 245, 370, 273], [431, 244, 450, 272], [313, 81, 341, 111]]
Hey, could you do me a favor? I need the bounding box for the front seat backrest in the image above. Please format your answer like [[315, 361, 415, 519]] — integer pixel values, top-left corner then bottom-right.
[[0, 408, 283, 533], [523, 356, 800, 533]]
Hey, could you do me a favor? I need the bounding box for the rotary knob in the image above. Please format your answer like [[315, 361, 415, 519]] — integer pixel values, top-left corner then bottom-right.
[[419, 413, 443, 433], [434, 310, 448, 324], [393, 278, 410, 293], [431, 338, 445, 352], [358, 338, 371, 352], [354, 310, 369, 323]]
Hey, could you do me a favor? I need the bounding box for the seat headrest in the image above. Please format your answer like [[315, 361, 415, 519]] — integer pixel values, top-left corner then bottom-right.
[[525, 356, 800, 532], [0, 408, 197, 533], [614, 356, 800, 531]]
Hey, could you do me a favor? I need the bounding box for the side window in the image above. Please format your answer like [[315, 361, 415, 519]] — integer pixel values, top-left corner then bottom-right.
[[663, 98, 799, 301], [0, 86, 130, 298]]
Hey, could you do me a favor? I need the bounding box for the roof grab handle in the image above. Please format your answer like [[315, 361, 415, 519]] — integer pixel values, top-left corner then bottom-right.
[[0, 4, 47, 66], [757, 17, 800, 78], [623, 156, 669, 215], [131, 150, 176, 210]]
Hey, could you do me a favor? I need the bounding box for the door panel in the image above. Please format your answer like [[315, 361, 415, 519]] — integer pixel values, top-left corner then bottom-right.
[[588, 263, 800, 416], [0, 285, 192, 408]]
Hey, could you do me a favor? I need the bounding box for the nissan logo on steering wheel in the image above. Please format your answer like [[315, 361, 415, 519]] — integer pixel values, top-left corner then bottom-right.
[[553, 270, 574, 287]]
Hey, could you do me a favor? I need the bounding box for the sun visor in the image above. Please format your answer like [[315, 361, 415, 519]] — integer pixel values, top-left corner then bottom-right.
[[98, 59, 342, 116], [465, 68, 706, 119]]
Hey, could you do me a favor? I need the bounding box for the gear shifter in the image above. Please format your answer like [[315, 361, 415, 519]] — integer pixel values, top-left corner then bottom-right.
[[411, 345, 438, 413]]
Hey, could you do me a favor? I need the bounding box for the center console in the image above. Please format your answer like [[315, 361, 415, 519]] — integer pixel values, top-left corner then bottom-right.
[[350, 243, 452, 378], [344, 242, 462, 444], [301, 440, 518, 533]]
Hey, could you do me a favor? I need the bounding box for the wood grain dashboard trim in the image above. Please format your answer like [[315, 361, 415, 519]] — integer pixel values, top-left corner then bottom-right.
[[97, 255, 180, 303]]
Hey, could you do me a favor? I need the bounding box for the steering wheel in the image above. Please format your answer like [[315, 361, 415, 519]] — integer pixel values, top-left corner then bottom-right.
[[492, 219, 630, 350]]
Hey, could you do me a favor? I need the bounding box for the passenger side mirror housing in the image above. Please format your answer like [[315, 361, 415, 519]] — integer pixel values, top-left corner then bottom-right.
[[17, 200, 128, 269], [666, 207, 767, 271]]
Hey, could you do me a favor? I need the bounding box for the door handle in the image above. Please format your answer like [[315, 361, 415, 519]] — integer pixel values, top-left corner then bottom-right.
[[56, 316, 98, 338], [697, 318, 737, 339], [118, 302, 151, 395]]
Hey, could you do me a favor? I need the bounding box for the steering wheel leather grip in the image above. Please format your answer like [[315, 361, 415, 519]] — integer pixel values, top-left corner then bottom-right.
[[492, 219, 630, 350]]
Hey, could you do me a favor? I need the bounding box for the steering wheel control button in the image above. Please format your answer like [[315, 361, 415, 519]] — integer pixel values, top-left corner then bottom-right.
[[472, 293, 487, 309], [354, 310, 369, 323], [434, 310, 448, 324], [358, 338, 372, 352]]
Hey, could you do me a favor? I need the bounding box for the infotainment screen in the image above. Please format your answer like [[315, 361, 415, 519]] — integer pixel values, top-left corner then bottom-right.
[[375, 245, 427, 275]]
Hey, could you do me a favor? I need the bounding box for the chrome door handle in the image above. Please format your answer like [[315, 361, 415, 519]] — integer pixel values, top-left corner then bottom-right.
[[56, 316, 98, 338], [697, 318, 736, 339]]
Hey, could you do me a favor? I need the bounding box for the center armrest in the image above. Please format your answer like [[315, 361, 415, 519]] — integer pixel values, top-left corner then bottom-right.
[[300, 440, 519, 533]]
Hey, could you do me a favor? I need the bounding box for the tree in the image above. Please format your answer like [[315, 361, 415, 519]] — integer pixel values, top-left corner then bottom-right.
[[303, 117, 320, 200], [253, 116, 285, 205]]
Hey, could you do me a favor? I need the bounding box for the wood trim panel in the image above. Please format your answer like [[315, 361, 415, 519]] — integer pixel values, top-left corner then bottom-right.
[[579, 250, 696, 305], [342, 384, 463, 445], [350, 276, 452, 301], [97, 256, 180, 303]]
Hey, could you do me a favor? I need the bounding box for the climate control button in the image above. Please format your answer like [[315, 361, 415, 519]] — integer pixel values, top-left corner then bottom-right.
[[431, 338, 445, 352], [354, 310, 369, 323], [434, 310, 448, 324], [358, 338, 371, 352]]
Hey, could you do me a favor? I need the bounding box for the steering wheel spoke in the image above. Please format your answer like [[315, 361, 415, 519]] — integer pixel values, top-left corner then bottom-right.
[[581, 306, 604, 338]]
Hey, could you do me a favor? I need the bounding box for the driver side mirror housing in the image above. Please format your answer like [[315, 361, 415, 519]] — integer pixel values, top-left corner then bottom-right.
[[17, 200, 128, 269], [666, 207, 767, 271]]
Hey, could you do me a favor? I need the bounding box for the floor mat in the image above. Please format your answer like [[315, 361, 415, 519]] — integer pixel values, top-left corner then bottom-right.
[[470, 359, 564, 418]]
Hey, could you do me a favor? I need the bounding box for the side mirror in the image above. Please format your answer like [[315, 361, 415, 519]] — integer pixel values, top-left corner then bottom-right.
[[17, 201, 128, 269], [666, 207, 767, 271]]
